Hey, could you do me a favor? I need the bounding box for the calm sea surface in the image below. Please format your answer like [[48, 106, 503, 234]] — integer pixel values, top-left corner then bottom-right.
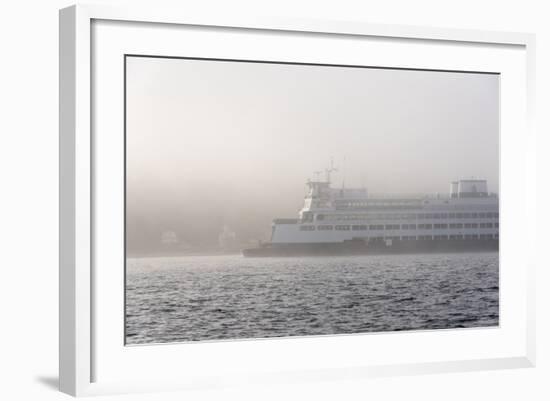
[[126, 252, 499, 344]]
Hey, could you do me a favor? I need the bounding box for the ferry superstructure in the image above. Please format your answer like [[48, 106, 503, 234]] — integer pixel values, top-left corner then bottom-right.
[[243, 169, 498, 257]]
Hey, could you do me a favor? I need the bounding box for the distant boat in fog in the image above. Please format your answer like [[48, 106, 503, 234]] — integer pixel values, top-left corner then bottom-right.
[[218, 225, 239, 251]]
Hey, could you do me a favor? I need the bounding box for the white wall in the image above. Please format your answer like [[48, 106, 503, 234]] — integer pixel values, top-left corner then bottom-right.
[[0, 0, 548, 400]]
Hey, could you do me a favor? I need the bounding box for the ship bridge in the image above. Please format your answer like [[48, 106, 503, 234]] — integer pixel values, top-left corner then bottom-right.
[[300, 165, 368, 222]]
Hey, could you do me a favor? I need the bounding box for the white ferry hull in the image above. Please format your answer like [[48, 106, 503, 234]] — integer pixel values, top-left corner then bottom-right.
[[242, 238, 498, 257]]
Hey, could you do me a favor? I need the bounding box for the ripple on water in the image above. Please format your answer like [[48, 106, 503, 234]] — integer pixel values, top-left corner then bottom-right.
[[125, 252, 499, 344]]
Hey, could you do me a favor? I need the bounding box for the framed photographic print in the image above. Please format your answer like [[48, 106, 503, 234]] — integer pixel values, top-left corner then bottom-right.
[[59, 4, 536, 396]]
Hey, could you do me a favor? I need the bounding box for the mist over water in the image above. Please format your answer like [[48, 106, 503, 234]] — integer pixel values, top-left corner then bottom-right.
[[126, 57, 499, 255], [126, 252, 498, 344]]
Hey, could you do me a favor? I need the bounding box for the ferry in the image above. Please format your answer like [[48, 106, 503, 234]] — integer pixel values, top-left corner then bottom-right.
[[242, 166, 498, 257]]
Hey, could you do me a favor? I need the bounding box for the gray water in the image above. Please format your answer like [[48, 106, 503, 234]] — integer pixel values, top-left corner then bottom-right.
[[126, 252, 498, 344]]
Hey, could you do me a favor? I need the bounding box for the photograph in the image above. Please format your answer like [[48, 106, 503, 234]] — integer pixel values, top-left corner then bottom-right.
[[125, 55, 500, 345]]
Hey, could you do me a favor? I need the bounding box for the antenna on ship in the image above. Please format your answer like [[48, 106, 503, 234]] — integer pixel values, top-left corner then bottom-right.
[[341, 156, 347, 189], [313, 171, 322, 181], [325, 157, 338, 184]]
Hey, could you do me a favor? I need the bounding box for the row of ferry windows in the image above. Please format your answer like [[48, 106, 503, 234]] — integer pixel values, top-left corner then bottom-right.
[[317, 212, 499, 221], [300, 223, 499, 231], [405, 234, 497, 240], [341, 234, 497, 240]]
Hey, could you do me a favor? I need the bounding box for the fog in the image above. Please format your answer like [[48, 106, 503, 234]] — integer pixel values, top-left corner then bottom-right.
[[126, 56, 499, 255]]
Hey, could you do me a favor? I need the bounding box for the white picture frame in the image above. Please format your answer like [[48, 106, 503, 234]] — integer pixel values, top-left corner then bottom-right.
[[59, 4, 536, 397]]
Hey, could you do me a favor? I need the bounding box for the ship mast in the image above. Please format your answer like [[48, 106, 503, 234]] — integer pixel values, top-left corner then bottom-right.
[[325, 158, 338, 184]]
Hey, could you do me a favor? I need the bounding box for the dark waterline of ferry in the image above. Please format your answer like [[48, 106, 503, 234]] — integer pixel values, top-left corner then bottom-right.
[[125, 252, 498, 344]]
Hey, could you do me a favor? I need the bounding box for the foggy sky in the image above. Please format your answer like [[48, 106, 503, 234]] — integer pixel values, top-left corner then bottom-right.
[[126, 56, 499, 255]]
